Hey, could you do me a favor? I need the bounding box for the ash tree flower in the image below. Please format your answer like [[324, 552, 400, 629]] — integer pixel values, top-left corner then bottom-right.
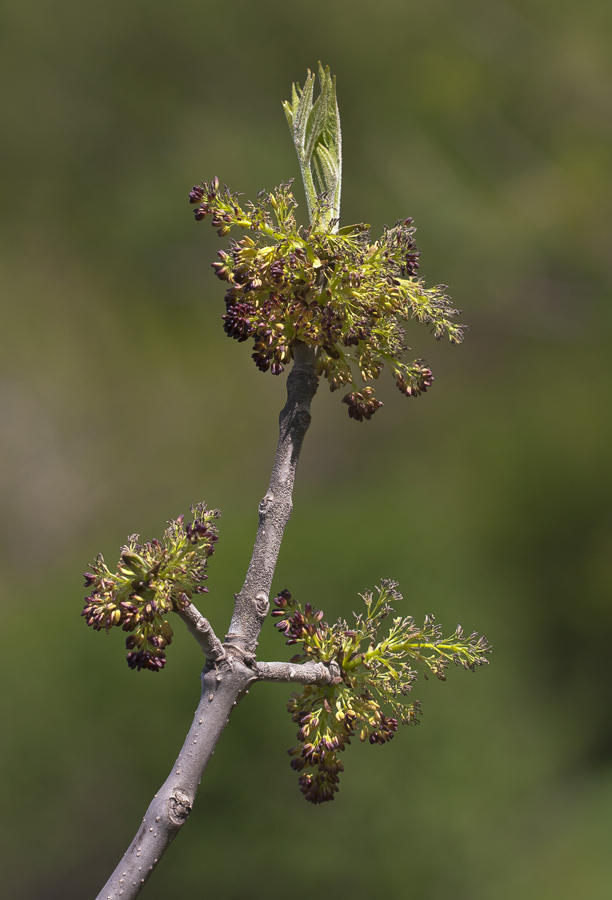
[[271, 581, 490, 803], [189, 64, 465, 421], [82, 503, 219, 672]]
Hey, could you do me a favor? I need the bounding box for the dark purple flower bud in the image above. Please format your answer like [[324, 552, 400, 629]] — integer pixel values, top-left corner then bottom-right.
[[222, 302, 255, 343], [211, 261, 231, 281], [189, 185, 204, 204], [403, 252, 420, 276], [322, 343, 341, 361], [252, 344, 272, 372], [342, 389, 384, 422], [395, 366, 434, 398]]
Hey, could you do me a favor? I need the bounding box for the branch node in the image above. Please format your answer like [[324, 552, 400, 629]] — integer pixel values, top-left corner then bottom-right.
[[258, 492, 275, 519], [255, 591, 270, 617], [168, 790, 192, 826]]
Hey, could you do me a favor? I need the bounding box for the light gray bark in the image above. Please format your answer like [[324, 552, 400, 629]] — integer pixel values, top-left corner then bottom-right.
[[175, 603, 226, 661], [255, 658, 341, 685], [226, 341, 319, 655], [96, 344, 320, 900], [96, 658, 253, 900]]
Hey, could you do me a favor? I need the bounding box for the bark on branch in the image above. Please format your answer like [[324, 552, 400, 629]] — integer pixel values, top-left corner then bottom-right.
[[225, 342, 319, 655], [96, 344, 319, 900], [96, 658, 255, 900], [255, 658, 341, 685], [175, 603, 226, 661]]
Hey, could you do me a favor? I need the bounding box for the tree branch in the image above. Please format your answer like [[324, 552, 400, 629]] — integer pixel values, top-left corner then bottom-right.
[[96, 658, 255, 900], [225, 341, 318, 654], [255, 658, 341, 685], [96, 344, 319, 900], [174, 602, 226, 661]]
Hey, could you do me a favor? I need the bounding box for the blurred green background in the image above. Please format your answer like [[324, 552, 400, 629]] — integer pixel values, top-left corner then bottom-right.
[[2, 0, 612, 896]]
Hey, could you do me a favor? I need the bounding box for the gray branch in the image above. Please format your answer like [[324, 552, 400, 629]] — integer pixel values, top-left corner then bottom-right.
[[97, 343, 319, 900], [175, 602, 226, 661], [255, 658, 341, 685], [225, 341, 318, 655], [96, 658, 255, 900]]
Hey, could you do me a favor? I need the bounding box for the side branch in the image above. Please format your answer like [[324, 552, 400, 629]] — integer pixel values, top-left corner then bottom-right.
[[226, 342, 318, 654], [175, 603, 226, 661], [255, 659, 341, 685]]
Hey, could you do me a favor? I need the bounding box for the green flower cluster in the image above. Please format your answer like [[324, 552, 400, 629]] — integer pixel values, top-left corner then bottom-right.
[[82, 503, 219, 671], [190, 178, 464, 421], [272, 580, 490, 803]]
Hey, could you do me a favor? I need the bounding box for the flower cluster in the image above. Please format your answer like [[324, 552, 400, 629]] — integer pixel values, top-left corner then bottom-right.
[[82, 503, 220, 672], [272, 581, 490, 803], [190, 178, 464, 420]]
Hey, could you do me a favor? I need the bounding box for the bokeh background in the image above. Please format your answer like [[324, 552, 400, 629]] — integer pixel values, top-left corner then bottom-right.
[[2, 0, 612, 897]]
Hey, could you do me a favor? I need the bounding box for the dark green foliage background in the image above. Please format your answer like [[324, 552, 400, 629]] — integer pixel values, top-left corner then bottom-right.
[[2, 1, 612, 896]]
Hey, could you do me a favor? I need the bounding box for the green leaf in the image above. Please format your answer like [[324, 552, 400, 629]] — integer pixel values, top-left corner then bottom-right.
[[283, 63, 342, 230]]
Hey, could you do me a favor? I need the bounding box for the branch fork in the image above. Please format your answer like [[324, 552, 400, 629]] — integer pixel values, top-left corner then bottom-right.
[[97, 344, 320, 900]]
